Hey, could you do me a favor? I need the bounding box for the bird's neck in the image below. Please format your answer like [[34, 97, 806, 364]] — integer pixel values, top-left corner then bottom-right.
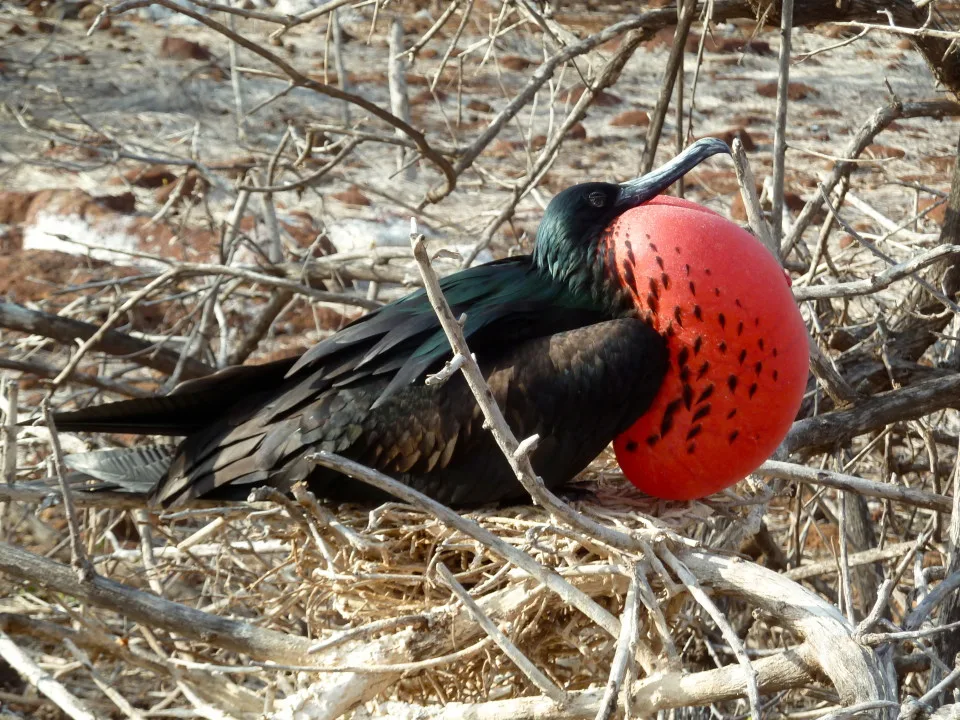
[[534, 229, 633, 317]]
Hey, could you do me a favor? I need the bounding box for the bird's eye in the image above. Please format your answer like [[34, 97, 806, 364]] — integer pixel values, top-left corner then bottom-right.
[[587, 191, 606, 208]]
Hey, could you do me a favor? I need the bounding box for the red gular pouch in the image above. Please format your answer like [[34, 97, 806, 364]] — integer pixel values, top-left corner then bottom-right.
[[605, 196, 809, 500]]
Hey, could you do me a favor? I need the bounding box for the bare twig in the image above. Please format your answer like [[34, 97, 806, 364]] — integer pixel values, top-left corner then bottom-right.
[[731, 138, 775, 256], [661, 548, 762, 719], [783, 99, 960, 254], [112, 0, 457, 199], [0, 628, 98, 720], [0, 541, 316, 662], [1, 378, 18, 485], [437, 563, 566, 704], [39, 399, 93, 582], [771, 0, 795, 245], [0, 301, 212, 379], [411, 221, 687, 554], [783, 373, 960, 455], [595, 563, 641, 720], [760, 460, 952, 513], [639, 0, 698, 174]]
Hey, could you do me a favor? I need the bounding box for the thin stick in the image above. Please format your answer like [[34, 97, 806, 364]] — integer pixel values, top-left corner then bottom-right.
[[53, 268, 179, 387], [818, 187, 960, 314], [771, 0, 795, 246], [661, 548, 762, 719], [0, 300, 212, 379], [0, 628, 98, 720], [794, 245, 960, 301], [783, 99, 960, 254], [731, 138, 775, 256], [437, 563, 567, 704], [595, 563, 641, 720], [388, 17, 415, 181], [227, 12, 246, 141], [63, 638, 147, 720], [331, 8, 350, 125], [120, 0, 456, 198], [1, 378, 17, 485], [40, 398, 94, 582], [639, 0, 697, 174], [785, 540, 923, 581], [0, 541, 316, 661], [760, 460, 952, 513], [838, 491, 856, 623]]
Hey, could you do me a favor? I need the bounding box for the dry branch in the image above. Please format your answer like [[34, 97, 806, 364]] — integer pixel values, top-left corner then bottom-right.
[[0, 541, 316, 663], [0, 301, 212, 379], [761, 460, 953, 513], [0, 628, 98, 720], [783, 374, 960, 455]]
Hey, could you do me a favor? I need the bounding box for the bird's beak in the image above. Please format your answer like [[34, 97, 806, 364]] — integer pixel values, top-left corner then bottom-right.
[[615, 138, 731, 210]]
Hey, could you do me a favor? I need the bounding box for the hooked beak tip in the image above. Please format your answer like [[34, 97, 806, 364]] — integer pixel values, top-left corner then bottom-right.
[[616, 137, 731, 210]]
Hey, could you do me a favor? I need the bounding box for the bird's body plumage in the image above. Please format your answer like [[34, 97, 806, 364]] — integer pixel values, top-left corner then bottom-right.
[[54, 252, 666, 507], [51, 139, 751, 507]]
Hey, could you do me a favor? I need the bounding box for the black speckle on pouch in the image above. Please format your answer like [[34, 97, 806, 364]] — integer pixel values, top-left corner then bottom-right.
[[697, 384, 714, 404], [661, 399, 683, 436], [622, 261, 638, 292]]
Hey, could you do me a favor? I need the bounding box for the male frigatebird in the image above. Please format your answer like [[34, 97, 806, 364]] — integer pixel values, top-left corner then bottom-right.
[[51, 138, 806, 507]]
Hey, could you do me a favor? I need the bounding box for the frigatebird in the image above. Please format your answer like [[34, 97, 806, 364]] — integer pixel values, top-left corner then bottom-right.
[[53, 138, 796, 508]]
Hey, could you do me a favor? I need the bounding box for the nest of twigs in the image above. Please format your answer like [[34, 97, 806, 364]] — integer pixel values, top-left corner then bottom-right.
[[1, 463, 804, 719]]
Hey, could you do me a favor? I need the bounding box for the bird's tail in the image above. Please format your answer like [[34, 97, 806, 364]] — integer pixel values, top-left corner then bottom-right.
[[62, 445, 176, 494], [9, 445, 175, 507], [52, 356, 298, 436]]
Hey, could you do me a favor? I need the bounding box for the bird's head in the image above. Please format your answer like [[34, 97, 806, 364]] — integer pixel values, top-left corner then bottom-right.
[[531, 138, 808, 501], [533, 139, 732, 309]]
